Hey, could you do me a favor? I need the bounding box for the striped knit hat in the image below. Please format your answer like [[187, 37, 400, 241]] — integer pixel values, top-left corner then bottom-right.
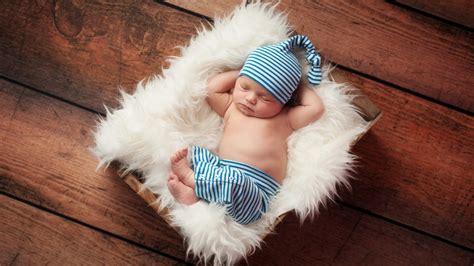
[[239, 35, 322, 104]]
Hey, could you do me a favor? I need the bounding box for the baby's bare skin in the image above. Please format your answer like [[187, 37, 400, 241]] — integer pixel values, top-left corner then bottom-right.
[[168, 70, 324, 205], [219, 103, 292, 184]]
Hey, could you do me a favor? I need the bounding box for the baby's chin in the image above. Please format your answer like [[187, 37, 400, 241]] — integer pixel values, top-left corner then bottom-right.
[[238, 105, 281, 118]]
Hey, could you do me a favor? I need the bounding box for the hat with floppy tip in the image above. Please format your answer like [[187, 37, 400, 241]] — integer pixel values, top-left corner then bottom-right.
[[240, 35, 322, 104]]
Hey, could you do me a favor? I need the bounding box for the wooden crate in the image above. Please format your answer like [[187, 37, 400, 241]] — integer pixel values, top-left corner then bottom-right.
[[118, 91, 382, 235]]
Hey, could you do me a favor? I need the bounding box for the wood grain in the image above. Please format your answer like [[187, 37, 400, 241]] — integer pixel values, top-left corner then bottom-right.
[[117, 171, 474, 265], [395, 0, 474, 28], [173, 0, 474, 248], [0, 80, 186, 260], [0, 195, 180, 265], [2, 77, 473, 264], [165, 0, 241, 18], [244, 206, 473, 265], [122, 173, 175, 230], [171, 0, 474, 112], [1, 0, 473, 254], [332, 69, 474, 249], [275, 0, 474, 112], [0, 0, 205, 113]]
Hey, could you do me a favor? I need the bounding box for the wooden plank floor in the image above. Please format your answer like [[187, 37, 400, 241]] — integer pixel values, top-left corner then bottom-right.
[[1, 0, 473, 265]]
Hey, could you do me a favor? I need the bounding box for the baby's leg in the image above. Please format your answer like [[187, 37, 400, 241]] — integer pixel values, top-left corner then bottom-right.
[[167, 173, 198, 205], [170, 147, 195, 188]]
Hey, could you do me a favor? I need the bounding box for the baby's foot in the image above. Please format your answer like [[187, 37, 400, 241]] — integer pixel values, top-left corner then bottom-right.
[[167, 173, 199, 205], [170, 147, 195, 188]]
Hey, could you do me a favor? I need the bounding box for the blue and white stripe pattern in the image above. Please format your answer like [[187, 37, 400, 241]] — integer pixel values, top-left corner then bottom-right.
[[191, 146, 280, 225], [240, 35, 322, 104]]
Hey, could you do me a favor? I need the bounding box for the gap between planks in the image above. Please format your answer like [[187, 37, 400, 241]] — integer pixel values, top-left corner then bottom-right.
[[1, 0, 472, 258], [1, 73, 472, 257], [0, 191, 189, 264]]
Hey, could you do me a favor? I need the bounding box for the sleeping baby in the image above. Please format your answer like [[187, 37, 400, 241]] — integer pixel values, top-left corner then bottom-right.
[[167, 35, 324, 224]]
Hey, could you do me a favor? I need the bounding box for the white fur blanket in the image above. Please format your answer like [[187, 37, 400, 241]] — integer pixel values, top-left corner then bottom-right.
[[92, 2, 368, 265]]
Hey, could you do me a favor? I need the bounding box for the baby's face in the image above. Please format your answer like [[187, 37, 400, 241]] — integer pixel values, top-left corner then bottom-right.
[[233, 76, 283, 118]]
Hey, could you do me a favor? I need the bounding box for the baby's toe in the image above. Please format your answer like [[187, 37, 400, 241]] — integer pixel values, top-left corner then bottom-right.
[[178, 147, 187, 158], [171, 173, 178, 180], [171, 153, 179, 164], [167, 177, 179, 189]]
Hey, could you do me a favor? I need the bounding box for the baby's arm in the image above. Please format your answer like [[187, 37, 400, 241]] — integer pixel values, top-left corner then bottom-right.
[[288, 86, 325, 130], [206, 70, 239, 117]]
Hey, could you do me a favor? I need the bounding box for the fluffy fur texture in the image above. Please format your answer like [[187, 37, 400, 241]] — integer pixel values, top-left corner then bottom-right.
[[92, 2, 368, 265]]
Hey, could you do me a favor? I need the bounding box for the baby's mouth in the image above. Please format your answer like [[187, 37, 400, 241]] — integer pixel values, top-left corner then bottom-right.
[[239, 103, 253, 112]]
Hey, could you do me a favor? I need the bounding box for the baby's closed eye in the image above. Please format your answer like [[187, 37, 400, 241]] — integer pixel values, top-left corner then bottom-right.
[[260, 96, 273, 102]]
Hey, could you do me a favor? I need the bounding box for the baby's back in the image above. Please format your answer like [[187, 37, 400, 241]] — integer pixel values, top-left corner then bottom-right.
[[218, 104, 293, 184]]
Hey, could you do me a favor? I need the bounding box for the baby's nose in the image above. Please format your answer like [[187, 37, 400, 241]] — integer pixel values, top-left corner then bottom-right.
[[246, 94, 257, 104]]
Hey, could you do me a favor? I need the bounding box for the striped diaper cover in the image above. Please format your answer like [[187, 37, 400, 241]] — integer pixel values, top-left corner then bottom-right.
[[191, 146, 280, 225]]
